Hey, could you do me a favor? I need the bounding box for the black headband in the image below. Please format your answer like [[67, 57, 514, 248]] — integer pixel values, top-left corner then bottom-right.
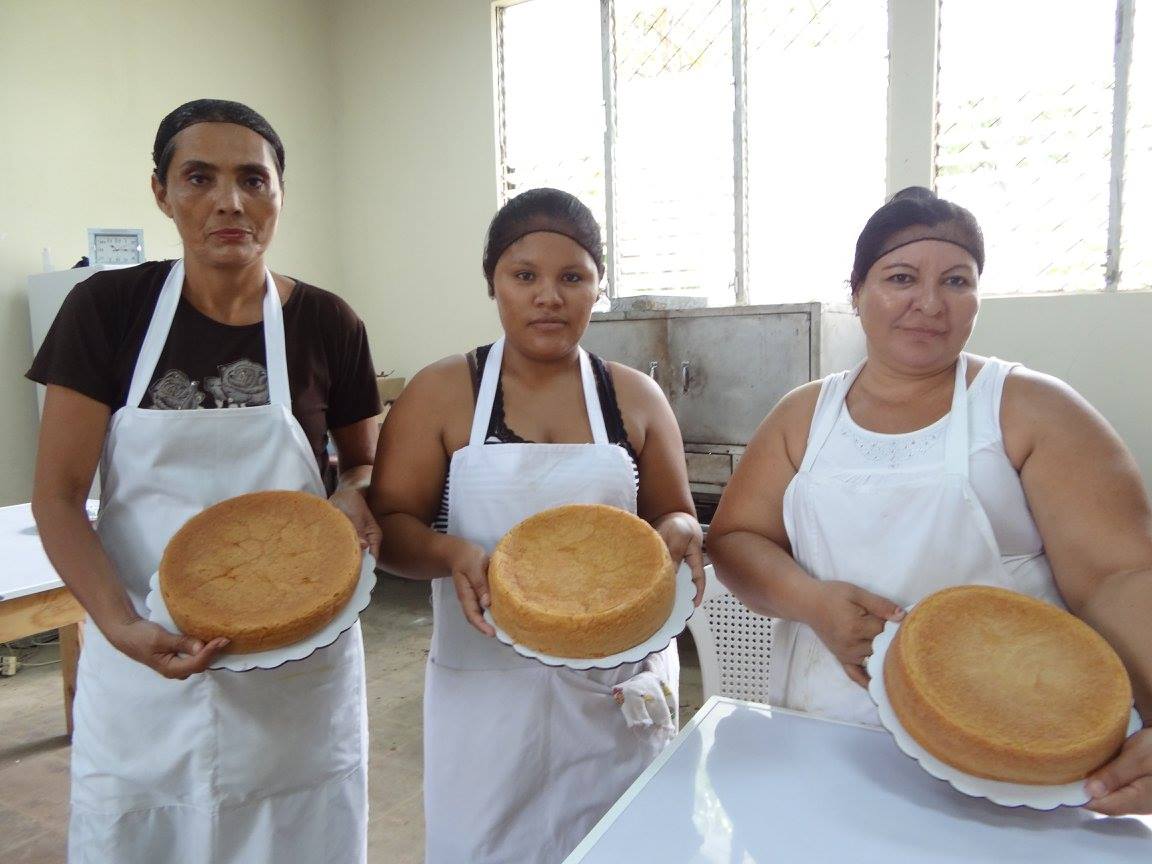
[[860, 223, 985, 280], [483, 214, 605, 285], [153, 99, 285, 183]]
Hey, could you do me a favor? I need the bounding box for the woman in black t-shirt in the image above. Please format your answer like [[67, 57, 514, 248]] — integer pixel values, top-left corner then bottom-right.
[[27, 99, 379, 864]]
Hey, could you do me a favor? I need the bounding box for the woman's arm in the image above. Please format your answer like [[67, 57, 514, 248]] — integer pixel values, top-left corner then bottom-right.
[[367, 359, 493, 634], [612, 365, 706, 604], [32, 385, 226, 677], [329, 417, 381, 557], [708, 383, 903, 687], [1003, 370, 1152, 814]]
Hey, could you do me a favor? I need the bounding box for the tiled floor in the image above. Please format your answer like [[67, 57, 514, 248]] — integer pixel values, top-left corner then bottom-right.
[[0, 576, 702, 863]]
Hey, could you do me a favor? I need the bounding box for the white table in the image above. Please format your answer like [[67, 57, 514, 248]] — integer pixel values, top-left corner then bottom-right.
[[0, 502, 93, 737], [565, 696, 1152, 863]]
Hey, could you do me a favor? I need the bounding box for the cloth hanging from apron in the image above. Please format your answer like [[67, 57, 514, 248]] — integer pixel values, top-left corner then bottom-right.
[[773, 354, 1061, 725], [70, 260, 368, 864], [423, 336, 677, 864]]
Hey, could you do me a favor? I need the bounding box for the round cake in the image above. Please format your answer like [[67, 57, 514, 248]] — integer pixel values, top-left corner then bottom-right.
[[160, 490, 362, 653], [488, 504, 676, 658], [884, 585, 1132, 784]]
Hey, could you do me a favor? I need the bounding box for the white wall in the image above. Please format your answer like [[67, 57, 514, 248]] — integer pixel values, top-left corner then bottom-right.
[[0, 0, 340, 504], [968, 292, 1152, 487]]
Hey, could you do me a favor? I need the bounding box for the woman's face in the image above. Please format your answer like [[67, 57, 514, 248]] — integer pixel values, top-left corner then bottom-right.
[[151, 122, 282, 271], [855, 237, 980, 373], [492, 231, 601, 361]]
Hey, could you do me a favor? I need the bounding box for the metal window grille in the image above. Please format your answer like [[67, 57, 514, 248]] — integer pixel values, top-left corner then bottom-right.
[[611, 0, 736, 304], [497, 1, 887, 305], [497, 0, 608, 231], [745, 0, 888, 305], [497, 1, 1143, 304], [936, 1, 1117, 295]]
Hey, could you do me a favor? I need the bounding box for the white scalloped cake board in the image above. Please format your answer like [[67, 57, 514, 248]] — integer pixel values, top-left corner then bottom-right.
[[146, 552, 376, 672], [483, 562, 696, 670], [868, 616, 1140, 809]]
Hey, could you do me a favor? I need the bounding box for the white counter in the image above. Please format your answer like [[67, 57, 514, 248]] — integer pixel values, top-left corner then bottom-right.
[[565, 697, 1152, 863], [1, 502, 61, 600]]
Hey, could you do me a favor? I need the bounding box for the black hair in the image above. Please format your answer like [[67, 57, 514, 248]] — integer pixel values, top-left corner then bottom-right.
[[482, 188, 605, 297], [152, 99, 285, 186], [850, 186, 985, 293]]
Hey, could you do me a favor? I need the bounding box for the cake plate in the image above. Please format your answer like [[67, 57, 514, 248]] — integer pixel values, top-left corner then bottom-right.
[[482, 561, 697, 671], [145, 551, 377, 672], [867, 616, 1142, 809]]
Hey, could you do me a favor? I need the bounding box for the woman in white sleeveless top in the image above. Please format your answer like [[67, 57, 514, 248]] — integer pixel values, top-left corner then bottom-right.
[[708, 187, 1152, 816], [369, 188, 705, 863]]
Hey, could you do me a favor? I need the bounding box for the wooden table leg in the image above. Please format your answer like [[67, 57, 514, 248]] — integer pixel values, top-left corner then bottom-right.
[[59, 620, 84, 739], [0, 587, 86, 739]]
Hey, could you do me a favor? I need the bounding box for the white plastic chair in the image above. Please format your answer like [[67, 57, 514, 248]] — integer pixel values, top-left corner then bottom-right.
[[686, 564, 773, 704]]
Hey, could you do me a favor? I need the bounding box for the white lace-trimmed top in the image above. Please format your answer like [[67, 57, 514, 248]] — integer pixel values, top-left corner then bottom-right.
[[808, 357, 1044, 558]]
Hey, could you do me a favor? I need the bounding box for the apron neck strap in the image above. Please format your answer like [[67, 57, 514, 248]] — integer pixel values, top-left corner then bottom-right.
[[799, 360, 864, 473], [579, 347, 609, 445], [125, 261, 290, 409], [126, 259, 185, 409], [468, 337, 609, 447], [261, 270, 291, 407], [943, 354, 970, 477]]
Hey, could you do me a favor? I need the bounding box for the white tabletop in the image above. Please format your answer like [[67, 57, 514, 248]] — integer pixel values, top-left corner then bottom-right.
[[565, 696, 1152, 863], [0, 501, 96, 602]]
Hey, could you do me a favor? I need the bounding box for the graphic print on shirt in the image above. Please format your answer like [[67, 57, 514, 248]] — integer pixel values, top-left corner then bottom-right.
[[149, 358, 270, 410]]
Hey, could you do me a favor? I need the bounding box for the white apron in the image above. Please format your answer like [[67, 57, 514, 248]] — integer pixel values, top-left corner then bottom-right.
[[423, 337, 677, 864], [70, 260, 368, 864], [774, 355, 1061, 725]]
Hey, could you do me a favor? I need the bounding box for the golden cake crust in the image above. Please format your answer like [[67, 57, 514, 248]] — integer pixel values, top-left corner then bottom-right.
[[488, 504, 676, 658], [884, 585, 1131, 784], [160, 490, 362, 653]]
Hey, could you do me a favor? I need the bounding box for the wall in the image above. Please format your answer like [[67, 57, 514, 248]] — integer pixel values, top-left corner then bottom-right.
[[0, 0, 340, 504], [331, 0, 501, 383], [968, 292, 1152, 487]]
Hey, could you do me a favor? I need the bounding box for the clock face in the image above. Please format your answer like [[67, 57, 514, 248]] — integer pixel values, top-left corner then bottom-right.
[[89, 229, 145, 266]]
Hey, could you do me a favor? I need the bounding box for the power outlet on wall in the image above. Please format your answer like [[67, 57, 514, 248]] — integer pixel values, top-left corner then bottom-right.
[[0, 655, 18, 676]]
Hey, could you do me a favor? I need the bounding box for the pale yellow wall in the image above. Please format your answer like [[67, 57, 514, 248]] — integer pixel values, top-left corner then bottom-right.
[[331, 0, 501, 381], [0, 0, 339, 504]]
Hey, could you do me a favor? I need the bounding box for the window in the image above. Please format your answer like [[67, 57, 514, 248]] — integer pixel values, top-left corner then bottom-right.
[[498, 0, 606, 229], [936, 1, 1115, 295], [496, 0, 887, 306], [745, 0, 887, 304], [613, 0, 735, 305], [496, 1, 1149, 303]]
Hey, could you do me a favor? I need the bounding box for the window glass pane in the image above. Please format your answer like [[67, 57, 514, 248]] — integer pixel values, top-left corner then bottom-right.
[[499, 0, 606, 227], [1123, 6, 1151, 291], [746, 0, 888, 305], [613, 0, 735, 304], [937, 1, 1114, 294]]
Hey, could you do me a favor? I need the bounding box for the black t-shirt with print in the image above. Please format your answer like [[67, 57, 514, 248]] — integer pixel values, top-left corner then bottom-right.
[[26, 260, 381, 476]]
